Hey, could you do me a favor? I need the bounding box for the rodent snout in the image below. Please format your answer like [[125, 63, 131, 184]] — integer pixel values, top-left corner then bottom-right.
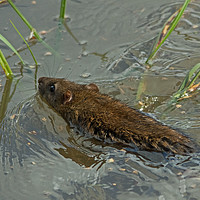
[[38, 77, 45, 84], [38, 77, 46, 94]]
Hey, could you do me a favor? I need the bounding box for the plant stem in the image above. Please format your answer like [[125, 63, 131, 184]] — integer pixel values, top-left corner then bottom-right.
[[7, 0, 42, 41], [59, 0, 67, 20], [0, 33, 24, 64], [10, 20, 38, 66], [146, 0, 191, 63], [7, 0, 60, 58], [0, 50, 13, 79]]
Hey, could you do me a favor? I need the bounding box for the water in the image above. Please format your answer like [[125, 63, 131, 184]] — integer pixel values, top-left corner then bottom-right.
[[0, 0, 200, 199]]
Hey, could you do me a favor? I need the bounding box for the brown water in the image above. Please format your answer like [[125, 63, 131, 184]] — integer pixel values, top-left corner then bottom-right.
[[0, 0, 200, 199]]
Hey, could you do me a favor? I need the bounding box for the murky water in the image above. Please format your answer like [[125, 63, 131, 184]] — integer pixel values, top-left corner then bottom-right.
[[0, 0, 200, 199]]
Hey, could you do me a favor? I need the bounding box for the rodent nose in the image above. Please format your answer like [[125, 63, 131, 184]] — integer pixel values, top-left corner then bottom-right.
[[38, 77, 45, 84], [38, 77, 46, 91]]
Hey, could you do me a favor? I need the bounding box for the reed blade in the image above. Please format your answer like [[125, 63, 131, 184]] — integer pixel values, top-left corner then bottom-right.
[[0, 49, 13, 79], [146, 0, 191, 64]]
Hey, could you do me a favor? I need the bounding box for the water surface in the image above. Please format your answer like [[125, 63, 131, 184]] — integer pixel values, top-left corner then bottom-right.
[[0, 0, 200, 199]]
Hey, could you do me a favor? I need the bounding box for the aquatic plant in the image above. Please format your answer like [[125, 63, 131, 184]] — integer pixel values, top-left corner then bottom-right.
[[172, 63, 200, 101], [144, 0, 200, 108], [0, 0, 63, 78], [0, 33, 24, 64], [164, 63, 200, 112], [10, 20, 38, 66], [0, 49, 13, 79], [7, 0, 42, 41], [146, 0, 191, 63], [8, 0, 59, 54], [59, 0, 67, 21]]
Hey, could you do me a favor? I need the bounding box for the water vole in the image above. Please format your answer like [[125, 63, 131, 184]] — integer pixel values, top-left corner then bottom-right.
[[38, 77, 196, 154]]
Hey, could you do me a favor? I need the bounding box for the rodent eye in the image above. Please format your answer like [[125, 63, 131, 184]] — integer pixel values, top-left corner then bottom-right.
[[49, 84, 55, 93]]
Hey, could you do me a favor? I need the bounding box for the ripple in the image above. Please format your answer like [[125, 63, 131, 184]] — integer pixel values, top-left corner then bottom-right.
[[107, 1, 200, 77]]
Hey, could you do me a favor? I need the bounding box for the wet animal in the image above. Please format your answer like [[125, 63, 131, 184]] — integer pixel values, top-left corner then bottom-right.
[[38, 77, 196, 154]]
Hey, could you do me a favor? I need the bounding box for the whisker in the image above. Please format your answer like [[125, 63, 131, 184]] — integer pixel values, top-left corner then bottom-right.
[[52, 55, 64, 77], [17, 88, 36, 93], [39, 60, 51, 77], [64, 68, 73, 80]]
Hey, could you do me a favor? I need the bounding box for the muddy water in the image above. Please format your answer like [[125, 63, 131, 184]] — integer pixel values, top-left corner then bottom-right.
[[0, 0, 200, 200]]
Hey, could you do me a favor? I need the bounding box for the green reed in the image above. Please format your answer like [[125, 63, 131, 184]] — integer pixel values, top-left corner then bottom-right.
[[7, 0, 42, 41], [0, 33, 24, 64], [0, 49, 13, 79], [10, 20, 38, 66], [59, 0, 67, 20], [169, 63, 200, 104], [1, 0, 62, 77], [7, 0, 59, 53], [146, 0, 191, 63]]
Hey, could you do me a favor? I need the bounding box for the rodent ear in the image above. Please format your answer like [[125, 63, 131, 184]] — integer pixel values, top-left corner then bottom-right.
[[63, 90, 73, 104], [86, 83, 99, 92]]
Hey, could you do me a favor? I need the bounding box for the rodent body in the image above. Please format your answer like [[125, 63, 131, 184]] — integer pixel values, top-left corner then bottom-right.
[[38, 77, 195, 154]]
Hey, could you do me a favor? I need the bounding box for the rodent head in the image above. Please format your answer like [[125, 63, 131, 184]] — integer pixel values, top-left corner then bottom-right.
[[38, 77, 99, 111]]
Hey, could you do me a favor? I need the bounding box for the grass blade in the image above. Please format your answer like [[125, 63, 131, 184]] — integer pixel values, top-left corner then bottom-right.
[[0, 34, 24, 64], [173, 63, 200, 99], [146, 0, 191, 63], [164, 63, 200, 112], [0, 49, 13, 79], [7, 0, 42, 41], [10, 20, 38, 66], [0, 78, 13, 123], [59, 0, 67, 20], [7, 0, 61, 60], [163, 63, 200, 114]]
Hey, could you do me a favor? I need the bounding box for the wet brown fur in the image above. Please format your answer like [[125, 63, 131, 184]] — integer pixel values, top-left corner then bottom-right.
[[38, 77, 195, 154]]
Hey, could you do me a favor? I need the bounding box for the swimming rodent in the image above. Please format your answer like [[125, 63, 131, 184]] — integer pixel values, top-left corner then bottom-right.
[[38, 77, 196, 155]]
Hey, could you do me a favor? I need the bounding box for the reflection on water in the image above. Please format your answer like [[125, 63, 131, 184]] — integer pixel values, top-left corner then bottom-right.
[[0, 91, 199, 200]]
